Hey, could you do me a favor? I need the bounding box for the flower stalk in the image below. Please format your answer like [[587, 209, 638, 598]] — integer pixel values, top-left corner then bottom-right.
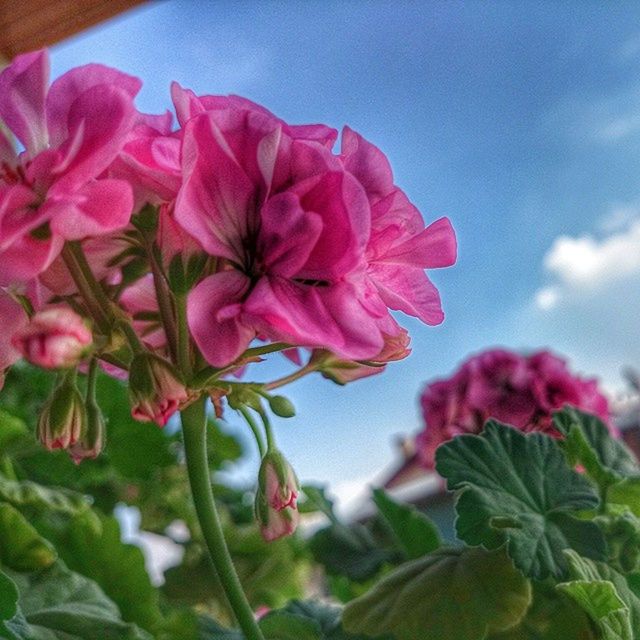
[[180, 397, 265, 640]]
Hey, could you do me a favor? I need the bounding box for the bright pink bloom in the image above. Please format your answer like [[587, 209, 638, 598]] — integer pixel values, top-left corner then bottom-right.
[[0, 290, 28, 387], [12, 306, 92, 369], [0, 50, 139, 285], [416, 348, 612, 468], [177, 100, 383, 367]]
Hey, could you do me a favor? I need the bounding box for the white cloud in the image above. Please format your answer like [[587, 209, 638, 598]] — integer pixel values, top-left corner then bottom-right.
[[599, 202, 640, 232], [535, 286, 560, 310], [540, 220, 640, 296]]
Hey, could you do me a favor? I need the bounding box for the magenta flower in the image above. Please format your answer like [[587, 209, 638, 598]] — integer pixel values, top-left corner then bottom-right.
[[176, 101, 383, 367], [0, 50, 140, 285], [416, 348, 612, 468], [174, 89, 456, 367], [12, 306, 92, 369]]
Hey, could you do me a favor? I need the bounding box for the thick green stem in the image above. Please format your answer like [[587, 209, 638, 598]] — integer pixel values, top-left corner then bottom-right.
[[181, 398, 265, 640]]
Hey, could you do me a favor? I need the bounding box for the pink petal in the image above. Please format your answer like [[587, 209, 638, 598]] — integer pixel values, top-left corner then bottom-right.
[[379, 217, 457, 268], [187, 271, 255, 367], [341, 126, 394, 202], [46, 63, 141, 146], [175, 112, 256, 262], [292, 171, 370, 280], [0, 184, 43, 249], [49, 179, 133, 240], [370, 264, 445, 325], [0, 50, 49, 156], [49, 84, 138, 196], [245, 277, 383, 360], [0, 234, 63, 286], [258, 192, 323, 277]]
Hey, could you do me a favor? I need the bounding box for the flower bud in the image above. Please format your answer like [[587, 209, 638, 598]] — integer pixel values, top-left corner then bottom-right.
[[255, 490, 300, 543], [12, 308, 92, 369], [37, 379, 86, 451], [129, 353, 189, 426], [258, 450, 299, 511], [266, 395, 296, 418], [69, 401, 105, 464]]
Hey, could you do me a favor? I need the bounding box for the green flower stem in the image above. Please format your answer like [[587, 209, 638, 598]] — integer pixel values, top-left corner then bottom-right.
[[264, 362, 318, 390], [146, 241, 179, 364], [61, 244, 111, 333], [181, 397, 265, 640], [175, 293, 192, 377], [239, 406, 266, 458]]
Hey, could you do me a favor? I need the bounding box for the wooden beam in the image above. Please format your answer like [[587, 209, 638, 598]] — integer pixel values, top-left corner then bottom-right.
[[0, 0, 147, 60]]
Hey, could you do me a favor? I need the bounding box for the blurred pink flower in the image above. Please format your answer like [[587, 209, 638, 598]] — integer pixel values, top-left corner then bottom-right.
[[12, 306, 92, 369], [0, 50, 139, 285], [416, 348, 612, 468]]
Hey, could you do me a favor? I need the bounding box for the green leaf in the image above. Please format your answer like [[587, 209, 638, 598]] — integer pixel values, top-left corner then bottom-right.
[[608, 477, 640, 518], [272, 601, 381, 640], [39, 513, 163, 634], [487, 581, 596, 640], [0, 410, 27, 454], [554, 407, 638, 481], [373, 488, 440, 559], [3, 561, 152, 639], [0, 570, 18, 621], [260, 613, 321, 640], [299, 485, 337, 520], [309, 522, 397, 582], [343, 547, 532, 640], [557, 580, 632, 640], [0, 504, 56, 571], [0, 476, 91, 518], [563, 550, 640, 633], [435, 420, 606, 579]]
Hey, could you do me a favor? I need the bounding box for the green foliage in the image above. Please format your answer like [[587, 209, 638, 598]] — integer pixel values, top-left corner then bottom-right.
[[556, 580, 632, 640], [436, 420, 606, 579], [343, 547, 532, 640], [1, 561, 152, 639], [372, 488, 440, 559], [0, 504, 57, 572], [0, 571, 18, 621]]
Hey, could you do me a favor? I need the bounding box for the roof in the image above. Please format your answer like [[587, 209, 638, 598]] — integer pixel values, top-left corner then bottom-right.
[[0, 0, 145, 60]]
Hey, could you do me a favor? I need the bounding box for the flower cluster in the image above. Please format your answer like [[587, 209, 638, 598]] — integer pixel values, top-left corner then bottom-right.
[[0, 49, 456, 539], [416, 348, 611, 467]]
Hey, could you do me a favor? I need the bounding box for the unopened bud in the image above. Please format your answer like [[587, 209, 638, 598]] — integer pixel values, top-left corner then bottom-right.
[[69, 401, 105, 464], [267, 395, 296, 418], [129, 353, 189, 426], [255, 451, 300, 542], [12, 307, 92, 369], [37, 379, 86, 451]]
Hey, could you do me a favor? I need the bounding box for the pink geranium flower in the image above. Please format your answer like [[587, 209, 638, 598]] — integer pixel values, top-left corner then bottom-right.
[[0, 290, 28, 389], [0, 50, 140, 285], [175, 97, 384, 367], [416, 347, 612, 468], [174, 89, 457, 368]]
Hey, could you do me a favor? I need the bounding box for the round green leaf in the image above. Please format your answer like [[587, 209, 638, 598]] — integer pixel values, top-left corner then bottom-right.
[[436, 420, 606, 579], [343, 547, 531, 640]]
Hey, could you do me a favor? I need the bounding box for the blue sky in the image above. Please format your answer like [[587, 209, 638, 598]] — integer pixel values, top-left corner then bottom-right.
[[51, 1, 640, 502]]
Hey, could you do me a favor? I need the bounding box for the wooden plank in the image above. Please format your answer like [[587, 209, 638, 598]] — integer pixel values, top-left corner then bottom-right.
[[0, 0, 146, 59]]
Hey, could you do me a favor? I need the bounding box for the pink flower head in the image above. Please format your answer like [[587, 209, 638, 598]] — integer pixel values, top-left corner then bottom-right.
[[0, 50, 140, 285], [12, 306, 92, 369], [177, 98, 384, 367], [416, 347, 612, 468], [128, 352, 189, 426]]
